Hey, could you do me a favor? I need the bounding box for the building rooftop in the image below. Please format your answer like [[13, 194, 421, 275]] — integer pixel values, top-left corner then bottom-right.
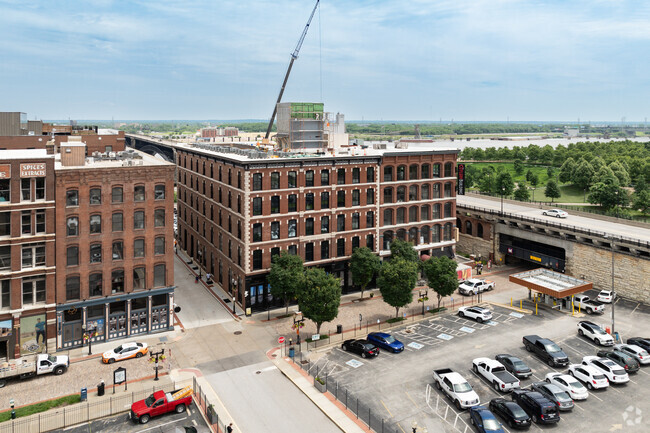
[[55, 148, 174, 170], [0, 149, 51, 160], [509, 268, 592, 298]]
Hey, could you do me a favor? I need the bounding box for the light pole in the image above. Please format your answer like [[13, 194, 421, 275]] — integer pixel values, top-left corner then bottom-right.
[[418, 289, 428, 316], [82, 323, 97, 356], [604, 235, 617, 339], [293, 312, 305, 344], [500, 187, 505, 215], [149, 348, 165, 381]]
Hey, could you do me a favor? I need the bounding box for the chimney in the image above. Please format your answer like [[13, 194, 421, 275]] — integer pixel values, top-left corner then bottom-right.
[[45, 139, 56, 155], [60, 142, 86, 166]]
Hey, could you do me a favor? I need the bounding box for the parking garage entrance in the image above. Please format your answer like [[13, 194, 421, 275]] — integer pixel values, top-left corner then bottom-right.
[[500, 234, 566, 272], [509, 268, 592, 311]]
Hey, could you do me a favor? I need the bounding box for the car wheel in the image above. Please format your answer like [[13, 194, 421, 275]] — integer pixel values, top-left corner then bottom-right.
[[175, 404, 186, 413], [473, 364, 478, 373], [471, 417, 475, 425], [543, 212, 547, 216], [54, 366, 65, 375], [361, 352, 367, 359], [493, 382, 500, 392], [556, 214, 561, 218], [525, 344, 532, 352], [578, 329, 584, 336], [477, 317, 483, 323], [587, 382, 593, 390], [548, 359, 554, 367], [139, 414, 150, 424], [136, 352, 144, 358], [455, 400, 462, 410], [342, 344, 348, 351], [569, 370, 575, 377], [532, 415, 538, 424], [108, 358, 115, 364], [459, 311, 464, 318], [596, 339, 601, 346], [0, 380, 6, 388], [587, 309, 592, 315], [545, 378, 551, 383], [436, 381, 442, 390], [509, 420, 516, 428]]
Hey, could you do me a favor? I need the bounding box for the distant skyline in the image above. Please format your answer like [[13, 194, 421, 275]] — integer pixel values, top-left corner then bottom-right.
[[2, 0, 649, 122]]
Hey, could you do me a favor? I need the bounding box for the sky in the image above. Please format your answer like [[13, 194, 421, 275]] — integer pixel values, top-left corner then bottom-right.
[[1, 0, 649, 122]]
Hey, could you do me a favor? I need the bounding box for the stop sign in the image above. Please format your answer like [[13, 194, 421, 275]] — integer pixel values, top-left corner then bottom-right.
[[278, 336, 285, 344]]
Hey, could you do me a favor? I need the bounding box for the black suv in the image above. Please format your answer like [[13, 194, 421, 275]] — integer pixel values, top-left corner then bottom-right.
[[341, 339, 379, 358], [597, 350, 640, 373], [511, 389, 560, 425], [627, 338, 650, 352], [530, 382, 574, 411]]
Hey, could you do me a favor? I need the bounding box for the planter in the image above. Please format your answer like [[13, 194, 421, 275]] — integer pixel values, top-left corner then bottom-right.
[[314, 379, 327, 393]]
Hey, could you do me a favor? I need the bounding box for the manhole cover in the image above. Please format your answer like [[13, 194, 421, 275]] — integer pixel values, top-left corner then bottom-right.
[[234, 331, 242, 335], [256, 371, 261, 374]]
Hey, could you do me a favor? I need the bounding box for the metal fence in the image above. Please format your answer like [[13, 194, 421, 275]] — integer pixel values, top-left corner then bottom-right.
[[192, 376, 229, 433]]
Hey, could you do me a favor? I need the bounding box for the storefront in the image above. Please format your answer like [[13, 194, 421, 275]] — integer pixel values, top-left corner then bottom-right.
[[56, 287, 175, 350]]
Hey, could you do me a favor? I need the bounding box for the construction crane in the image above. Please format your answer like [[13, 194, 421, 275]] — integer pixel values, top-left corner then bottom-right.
[[264, 0, 320, 140]]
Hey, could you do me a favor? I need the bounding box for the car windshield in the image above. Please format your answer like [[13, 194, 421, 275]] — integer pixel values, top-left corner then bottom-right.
[[144, 395, 156, 407], [483, 419, 501, 431], [384, 335, 396, 344], [556, 391, 571, 401], [454, 382, 473, 393], [612, 369, 626, 376], [513, 361, 528, 370], [113, 345, 122, 353], [362, 344, 375, 350], [593, 328, 607, 335], [594, 374, 606, 380], [510, 406, 527, 418], [47, 355, 57, 363], [570, 380, 585, 389], [545, 343, 562, 353], [639, 350, 649, 357]]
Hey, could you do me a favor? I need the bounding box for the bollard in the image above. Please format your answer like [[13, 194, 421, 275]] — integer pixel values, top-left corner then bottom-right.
[[511, 297, 513, 307], [536, 303, 538, 315], [520, 300, 522, 310]]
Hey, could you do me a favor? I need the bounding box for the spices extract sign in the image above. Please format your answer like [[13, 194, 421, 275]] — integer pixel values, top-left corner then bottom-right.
[[20, 162, 46, 177]]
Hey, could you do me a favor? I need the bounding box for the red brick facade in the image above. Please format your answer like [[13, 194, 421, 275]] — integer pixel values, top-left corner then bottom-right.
[[0, 131, 126, 155]]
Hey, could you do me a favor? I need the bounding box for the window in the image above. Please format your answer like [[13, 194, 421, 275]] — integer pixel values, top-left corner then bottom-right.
[[36, 210, 45, 233], [384, 187, 393, 204], [465, 220, 473, 236], [22, 211, 31, 234], [132, 268, 145, 291], [22, 277, 45, 305], [396, 186, 406, 202], [288, 220, 297, 238], [352, 167, 360, 184], [321, 216, 329, 233], [305, 243, 314, 261], [154, 209, 165, 227], [253, 223, 262, 242], [337, 214, 345, 231], [432, 163, 441, 178], [433, 183, 441, 198], [271, 221, 280, 240], [305, 218, 314, 236], [134, 211, 145, 229], [111, 186, 123, 203], [253, 173, 262, 191], [288, 245, 297, 255], [444, 202, 453, 218], [321, 169, 329, 186], [421, 184, 430, 200], [367, 211, 374, 227], [433, 203, 441, 219], [409, 164, 419, 180], [337, 190, 345, 207], [384, 166, 393, 182], [444, 182, 453, 198], [0, 246, 9, 271], [134, 185, 145, 201], [253, 197, 262, 215], [271, 196, 280, 214], [305, 193, 314, 210], [66, 276, 80, 300], [397, 165, 406, 181], [112, 213, 123, 231], [90, 215, 101, 234], [383, 209, 393, 226], [0, 212, 9, 236], [409, 206, 418, 222], [0, 280, 9, 309], [321, 192, 330, 209], [133, 239, 145, 257], [337, 168, 346, 185], [396, 208, 405, 224], [444, 223, 452, 241], [321, 241, 330, 259], [352, 236, 360, 250], [21, 178, 31, 201], [33, 179, 43, 200], [422, 164, 430, 179], [67, 246, 79, 266], [288, 194, 297, 212], [253, 250, 262, 270], [477, 223, 484, 238], [89, 188, 101, 205], [288, 171, 297, 188], [66, 217, 79, 236], [306, 170, 314, 187], [409, 185, 418, 201], [271, 172, 280, 189], [155, 237, 165, 255], [112, 241, 124, 260], [421, 205, 430, 220], [154, 184, 166, 199], [111, 269, 125, 293], [367, 167, 375, 182], [352, 213, 360, 229], [22, 243, 45, 268], [337, 238, 345, 257], [66, 190, 79, 206], [0, 179, 10, 202], [444, 162, 453, 177], [367, 188, 374, 204], [90, 243, 102, 263]]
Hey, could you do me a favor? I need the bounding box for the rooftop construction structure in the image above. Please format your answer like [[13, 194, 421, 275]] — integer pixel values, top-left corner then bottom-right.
[[275, 102, 348, 153]]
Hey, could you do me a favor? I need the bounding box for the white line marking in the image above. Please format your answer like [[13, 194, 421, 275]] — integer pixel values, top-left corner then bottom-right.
[[137, 416, 188, 432]]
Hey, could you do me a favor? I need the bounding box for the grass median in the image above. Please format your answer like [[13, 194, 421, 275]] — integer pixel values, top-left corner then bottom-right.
[[0, 394, 81, 422]]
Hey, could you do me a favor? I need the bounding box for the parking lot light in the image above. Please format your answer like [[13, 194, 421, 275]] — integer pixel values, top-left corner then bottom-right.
[[411, 421, 418, 432]]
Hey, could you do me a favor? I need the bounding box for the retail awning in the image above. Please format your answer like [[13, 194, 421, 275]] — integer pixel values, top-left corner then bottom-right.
[[509, 268, 592, 298]]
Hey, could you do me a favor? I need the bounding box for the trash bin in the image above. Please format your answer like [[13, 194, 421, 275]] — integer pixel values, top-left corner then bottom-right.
[[195, 275, 200, 284], [80, 387, 87, 402], [337, 324, 343, 334], [289, 347, 295, 358], [97, 381, 105, 396]]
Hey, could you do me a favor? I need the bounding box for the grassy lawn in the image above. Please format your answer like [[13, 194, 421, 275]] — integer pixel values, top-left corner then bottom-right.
[[0, 394, 81, 422]]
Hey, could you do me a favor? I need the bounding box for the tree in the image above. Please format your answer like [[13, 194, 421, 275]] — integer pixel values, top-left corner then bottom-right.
[[609, 161, 631, 186], [573, 159, 595, 189], [545, 179, 561, 202], [591, 156, 606, 173], [546, 166, 555, 179], [496, 171, 515, 196], [267, 251, 305, 315], [529, 172, 539, 201], [349, 247, 381, 299], [588, 175, 629, 210], [559, 157, 576, 183], [633, 189, 650, 215], [514, 159, 525, 175], [297, 268, 341, 334], [525, 169, 534, 182], [514, 183, 530, 201], [422, 256, 458, 309], [390, 238, 419, 264], [377, 258, 417, 318]]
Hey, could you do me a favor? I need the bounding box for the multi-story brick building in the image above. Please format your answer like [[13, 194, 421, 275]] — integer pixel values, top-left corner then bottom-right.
[[176, 143, 458, 315], [54, 140, 176, 350], [0, 150, 56, 359]]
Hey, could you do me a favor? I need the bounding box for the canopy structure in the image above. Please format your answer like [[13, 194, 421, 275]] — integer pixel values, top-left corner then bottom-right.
[[509, 268, 592, 298]]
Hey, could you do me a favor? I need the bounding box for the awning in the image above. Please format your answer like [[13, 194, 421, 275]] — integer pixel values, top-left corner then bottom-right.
[[509, 268, 592, 298]]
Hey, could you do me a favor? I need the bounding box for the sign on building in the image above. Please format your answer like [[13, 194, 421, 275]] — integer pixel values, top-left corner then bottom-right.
[[20, 163, 46, 177]]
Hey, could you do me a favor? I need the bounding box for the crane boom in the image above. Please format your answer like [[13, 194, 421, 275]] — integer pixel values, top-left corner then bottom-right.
[[265, 0, 320, 140]]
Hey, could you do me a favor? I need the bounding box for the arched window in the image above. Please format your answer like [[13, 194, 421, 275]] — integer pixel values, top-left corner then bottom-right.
[[433, 203, 441, 219], [444, 202, 453, 218], [383, 230, 394, 250], [396, 186, 406, 202], [444, 162, 453, 177], [396, 229, 407, 241], [383, 209, 393, 226], [384, 187, 393, 204], [432, 225, 441, 243], [432, 163, 441, 178], [409, 185, 418, 201], [443, 223, 453, 241], [421, 184, 430, 200], [384, 166, 393, 182], [409, 164, 419, 180], [420, 205, 430, 221], [477, 223, 484, 238], [396, 207, 406, 224], [397, 165, 406, 181], [421, 164, 431, 179], [457, 218, 462, 231], [420, 226, 430, 244], [432, 183, 441, 198], [465, 220, 473, 236], [444, 182, 453, 198], [409, 227, 418, 244], [409, 206, 418, 222]]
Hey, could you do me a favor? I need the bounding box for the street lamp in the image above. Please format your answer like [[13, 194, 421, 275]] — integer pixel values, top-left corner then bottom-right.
[[412, 421, 418, 433], [293, 312, 305, 344], [149, 348, 165, 381], [500, 187, 506, 215], [82, 323, 97, 356], [418, 289, 429, 316], [604, 235, 617, 339]]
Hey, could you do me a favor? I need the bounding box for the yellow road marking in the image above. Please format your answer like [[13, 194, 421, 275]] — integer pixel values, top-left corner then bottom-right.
[[380, 399, 394, 418], [396, 422, 407, 433], [405, 391, 419, 408]]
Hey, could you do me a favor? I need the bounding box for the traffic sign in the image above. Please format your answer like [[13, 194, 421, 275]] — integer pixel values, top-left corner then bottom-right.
[[278, 336, 285, 344]]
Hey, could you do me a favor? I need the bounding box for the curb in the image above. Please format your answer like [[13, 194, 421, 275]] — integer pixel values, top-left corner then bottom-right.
[[486, 301, 533, 315]]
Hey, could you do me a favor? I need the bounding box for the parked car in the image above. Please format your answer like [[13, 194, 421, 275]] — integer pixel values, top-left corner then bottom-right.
[[130, 386, 192, 424], [627, 337, 650, 352], [366, 332, 404, 353], [495, 354, 532, 379], [458, 279, 495, 296], [489, 398, 531, 430], [542, 209, 568, 218], [596, 290, 615, 303], [577, 321, 614, 346], [613, 343, 650, 365], [469, 406, 505, 433], [530, 382, 574, 411], [472, 358, 521, 393], [544, 373, 588, 400], [510, 389, 560, 425], [522, 335, 569, 367], [433, 368, 481, 410], [102, 342, 148, 364], [567, 364, 609, 390], [0, 354, 69, 388], [572, 295, 605, 314], [458, 306, 492, 323], [581, 356, 629, 384], [341, 339, 379, 359], [597, 350, 640, 373]]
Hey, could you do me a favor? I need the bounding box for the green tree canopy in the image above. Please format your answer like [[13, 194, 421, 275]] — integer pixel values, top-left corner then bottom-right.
[[514, 183, 530, 201], [559, 157, 576, 183], [545, 179, 561, 202], [514, 159, 525, 175], [267, 251, 305, 315], [573, 159, 595, 189], [588, 175, 629, 210], [377, 258, 417, 317], [390, 238, 419, 264], [609, 161, 631, 186], [349, 247, 381, 299], [633, 189, 650, 215], [422, 256, 458, 309], [591, 156, 606, 173], [297, 268, 341, 334], [496, 171, 515, 196]]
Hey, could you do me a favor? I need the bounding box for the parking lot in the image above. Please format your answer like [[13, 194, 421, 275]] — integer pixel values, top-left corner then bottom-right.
[[308, 298, 650, 433]]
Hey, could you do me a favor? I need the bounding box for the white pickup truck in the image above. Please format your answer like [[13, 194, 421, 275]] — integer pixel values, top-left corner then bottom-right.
[[573, 295, 605, 314], [0, 354, 69, 388], [432, 368, 480, 410], [472, 358, 521, 393], [458, 279, 495, 296]]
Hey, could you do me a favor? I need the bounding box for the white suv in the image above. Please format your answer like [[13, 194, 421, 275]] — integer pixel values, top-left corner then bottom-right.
[[581, 356, 629, 384], [577, 321, 614, 346], [568, 364, 609, 390], [458, 306, 492, 323]]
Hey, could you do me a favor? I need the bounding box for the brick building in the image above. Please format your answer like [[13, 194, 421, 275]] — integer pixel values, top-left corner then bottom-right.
[[0, 150, 56, 359], [176, 143, 458, 314], [0, 130, 126, 155], [54, 141, 176, 350]]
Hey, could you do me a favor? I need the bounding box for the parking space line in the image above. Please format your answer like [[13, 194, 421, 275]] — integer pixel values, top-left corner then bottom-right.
[[396, 422, 407, 433], [137, 416, 188, 432], [405, 391, 419, 409], [587, 391, 603, 402], [380, 399, 394, 417], [637, 369, 649, 376], [573, 403, 585, 412]]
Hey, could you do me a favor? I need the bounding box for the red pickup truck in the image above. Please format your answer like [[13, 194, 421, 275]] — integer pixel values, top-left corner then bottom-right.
[[130, 387, 193, 424]]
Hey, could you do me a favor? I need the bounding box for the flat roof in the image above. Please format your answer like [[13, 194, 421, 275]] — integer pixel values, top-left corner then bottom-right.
[[55, 149, 173, 170], [509, 268, 592, 298], [0, 149, 51, 160]]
